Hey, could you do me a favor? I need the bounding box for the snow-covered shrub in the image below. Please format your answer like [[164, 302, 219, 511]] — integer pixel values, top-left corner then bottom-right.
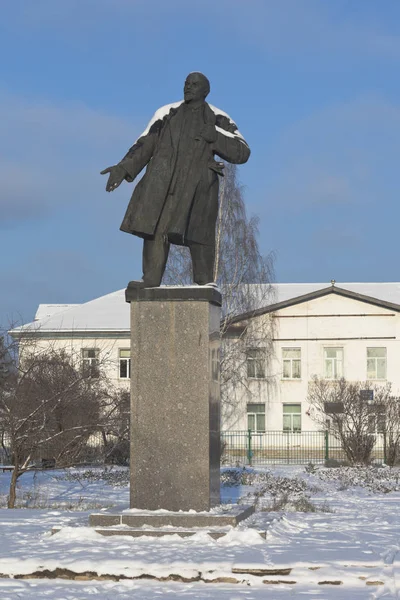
[[221, 467, 332, 512], [317, 465, 400, 493], [324, 458, 350, 468], [55, 467, 129, 487], [262, 492, 333, 513], [220, 467, 250, 486], [304, 462, 317, 474], [221, 467, 308, 495]]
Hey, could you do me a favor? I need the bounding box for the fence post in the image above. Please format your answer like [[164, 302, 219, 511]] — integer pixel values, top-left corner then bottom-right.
[[383, 433, 387, 465], [324, 430, 329, 462], [247, 429, 252, 466], [286, 433, 290, 464]]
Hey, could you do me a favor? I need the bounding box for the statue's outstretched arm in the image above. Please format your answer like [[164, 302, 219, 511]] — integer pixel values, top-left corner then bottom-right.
[[117, 104, 178, 181], [118, 132, 157, 182], [101, 104, 177, 192], [101, 123, 158, 192]]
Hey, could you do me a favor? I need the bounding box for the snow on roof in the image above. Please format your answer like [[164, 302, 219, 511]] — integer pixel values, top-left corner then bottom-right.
[[14, 290, 129, 334], [34, 304, 80, 321], [13, 282, 400, 335], [246, 282, 400, 314], [273, 282, 400, 306]]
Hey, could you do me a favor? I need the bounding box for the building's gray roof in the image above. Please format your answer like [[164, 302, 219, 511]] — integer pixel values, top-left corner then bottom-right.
[[11, 283, 400, 335]]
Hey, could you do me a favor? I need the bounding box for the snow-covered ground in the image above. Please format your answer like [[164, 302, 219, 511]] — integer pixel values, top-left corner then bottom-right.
[[0, 464, 399, 598]]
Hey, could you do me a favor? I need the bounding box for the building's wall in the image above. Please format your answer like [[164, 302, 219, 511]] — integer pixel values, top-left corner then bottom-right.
[[221, 293, 400, 433], [21, 335, 131, 390], [20, 292, 400, 435]]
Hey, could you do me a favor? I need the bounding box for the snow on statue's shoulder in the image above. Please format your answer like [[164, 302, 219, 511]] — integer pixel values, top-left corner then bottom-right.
[[136, 100, 246, 144], [209, 103, 247, 143], [137, 101, 183, 140], [208, 103, 236, 124]]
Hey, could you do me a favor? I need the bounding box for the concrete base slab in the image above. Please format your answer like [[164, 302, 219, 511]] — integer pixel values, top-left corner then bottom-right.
[[89, 504, 254, 529]]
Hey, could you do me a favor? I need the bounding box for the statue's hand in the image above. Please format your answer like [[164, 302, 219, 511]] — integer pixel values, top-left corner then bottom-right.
[[197, 124, 217, 144], [100, 165, 126, 192]]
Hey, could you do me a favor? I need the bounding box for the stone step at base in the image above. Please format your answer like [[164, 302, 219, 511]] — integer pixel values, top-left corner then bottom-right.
[[52, 526, 266, 540], [89, 504, 254, 529]]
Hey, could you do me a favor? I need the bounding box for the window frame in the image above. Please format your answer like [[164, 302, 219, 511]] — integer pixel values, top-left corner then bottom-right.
[[247, 348, 266, 379], [282, 403, 302, 433], [367, 412, 386, 434], [282, 347, 301, 380], [247, 403, 266, 433], [324, 347, 344, 380], [366, 347, 387, 381], [119, 348, 131, 379], [81, 348, 100, 378]]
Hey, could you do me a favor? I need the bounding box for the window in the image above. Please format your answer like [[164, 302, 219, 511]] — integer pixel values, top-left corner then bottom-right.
[[82, 349, 99, 378], [367, 347, 387, 380], [247, 348, 265, 379], [247, 403, 265, 432], [368, 413, 386, 434], [282, 348, 301, 379], [283, 403, 301, 433], [119, 349, 131, 379], [324, 347, 343, 379]]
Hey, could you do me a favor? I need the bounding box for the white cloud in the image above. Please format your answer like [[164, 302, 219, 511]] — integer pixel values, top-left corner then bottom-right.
[[0, 88, 147, 325], [0, 89, 136, 157], [312, 225, 363, 251], [6, 1, 400, 61], [264, 95, 400, 211], [0, 89, 139, 226], [0, 162, 54, 227], [251, 93, 400, 282], [213, 0, 400, 61]]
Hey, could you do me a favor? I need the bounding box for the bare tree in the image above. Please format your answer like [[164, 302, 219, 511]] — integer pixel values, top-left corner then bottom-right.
[[100, 387, 130, 465], [378, 392, 400, 466], [0, 331, 109, 507], [307, 377, 395, 465]]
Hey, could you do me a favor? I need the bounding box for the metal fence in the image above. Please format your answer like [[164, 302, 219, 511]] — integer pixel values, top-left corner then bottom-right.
[[1, 430, 387, 468], [0, 432, 128, 468], [221, 430, 386, 466]]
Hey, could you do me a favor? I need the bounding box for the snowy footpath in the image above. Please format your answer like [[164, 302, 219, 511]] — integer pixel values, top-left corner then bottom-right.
[[0, 465, 399, 598]]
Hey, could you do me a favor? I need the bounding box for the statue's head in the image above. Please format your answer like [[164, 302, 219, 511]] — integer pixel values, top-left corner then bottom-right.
[[184, 72, 210, 103]]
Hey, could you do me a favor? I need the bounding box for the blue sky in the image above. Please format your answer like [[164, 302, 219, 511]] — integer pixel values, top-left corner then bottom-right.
[[1, 0, 400, 325]]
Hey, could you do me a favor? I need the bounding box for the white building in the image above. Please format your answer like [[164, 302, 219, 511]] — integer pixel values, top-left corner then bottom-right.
[[10, 290, 132, 393], [223, 282, 400, 435], [11, 282, 400, 435]]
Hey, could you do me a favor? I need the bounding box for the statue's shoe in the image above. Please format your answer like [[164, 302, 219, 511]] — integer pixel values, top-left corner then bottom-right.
[[192, 281, 220, 288], [127, 279, 159, 289]]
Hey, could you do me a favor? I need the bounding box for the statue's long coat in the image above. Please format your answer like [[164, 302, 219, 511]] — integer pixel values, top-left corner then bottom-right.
[[118, 101, 250, 247]]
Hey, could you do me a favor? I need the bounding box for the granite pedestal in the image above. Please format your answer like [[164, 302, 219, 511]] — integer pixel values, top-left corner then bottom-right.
[[125, 284, 222, 512]]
